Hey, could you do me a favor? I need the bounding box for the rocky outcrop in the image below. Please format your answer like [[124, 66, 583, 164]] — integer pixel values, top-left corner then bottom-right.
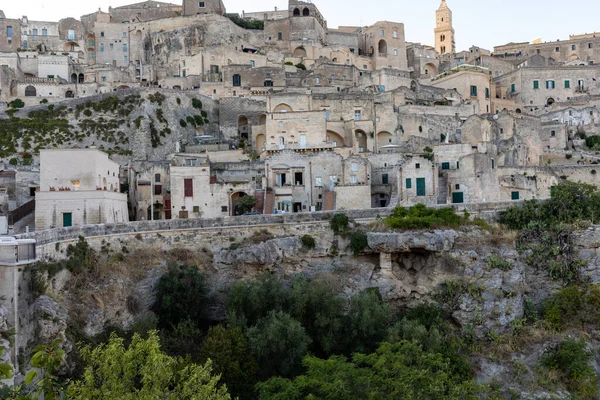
[[367, 230, 458, 253], [0, 305, 14, 385], [30, 296, 71, 355]]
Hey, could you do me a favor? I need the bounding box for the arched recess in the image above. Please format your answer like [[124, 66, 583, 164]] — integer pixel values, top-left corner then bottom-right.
[[568, 54, 579, 61], [65, 90, 74, 98], [326, 130, 345, 147], [423, 63, 438, 77], [378, 40, 387, 55], [515, 108, 522, 114], [546, 97, 555, 106], [302, 7, 309, 16], [274, 103, 293, 112], [371, 193, 390, 208], [78, 73, 85, 83], [293, 46, 307, 58], [231, 191, 250, 216], [173, 85, 182, 90], [238, 115, 249, 139], [255, 134, 266, 152], [24, 85, 36, 97], [70, 73, 77, 83], [117, 85, 130, 90], [355, 129, 367, 152], [293, 8, 300, 16], [369, 46, 374, 56], [376, 131, 393, 148]]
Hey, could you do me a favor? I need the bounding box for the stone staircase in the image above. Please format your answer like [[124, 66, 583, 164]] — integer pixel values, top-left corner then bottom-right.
[[437, 173, 449, 204]]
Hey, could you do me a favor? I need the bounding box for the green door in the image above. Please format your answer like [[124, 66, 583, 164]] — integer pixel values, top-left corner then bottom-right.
[[416, 178, 426, 197], [452, 192, 464, 204], [63, 212, 72, 227]]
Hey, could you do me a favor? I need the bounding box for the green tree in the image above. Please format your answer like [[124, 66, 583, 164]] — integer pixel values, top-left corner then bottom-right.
[[160, 318, 203, 360], [236, 195, 258, 214], [0, 346, 12, 380], [247, 311, 311, 378], [199, 325, 258, 400], [152, 264, 209, 329], [256, 341, 484, 399], [67, 331, 231, 400], [343, 288, 392, 354]]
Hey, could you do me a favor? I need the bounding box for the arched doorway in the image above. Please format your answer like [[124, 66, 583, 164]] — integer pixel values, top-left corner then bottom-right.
[[65, 90, 74, 98], [238, 115, 249, 139], [326, 130, 345, 147], [378, 40, 387, 55], [70, 73, 77, 83], [293, 46, 307, 58], [293, 8, 300, 16], [376, 131, 393, 149], [371, 193, 390, 208], [302, 7, 309, 16], [274, 103, 293, 112], [355, 130, 367, 153], [78, 73, 85, 83], [255, 134, 266, 152], [259, 114, 266, 125], [25, 85, 36, 97], [546, 97, 555, 106], [231, 191, 251, 216]]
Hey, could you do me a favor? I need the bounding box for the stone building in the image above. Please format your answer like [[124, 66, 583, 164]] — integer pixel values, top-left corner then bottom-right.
[[434, 0, 455, 55], [35, 149, 129, 230], [431, 65, 492, 114], [398, 156, 438, 206], [183, 0, 226, 16]]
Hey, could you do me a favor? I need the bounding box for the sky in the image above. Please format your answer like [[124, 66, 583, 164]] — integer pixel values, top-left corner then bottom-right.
[[2, 0, 599, 51]]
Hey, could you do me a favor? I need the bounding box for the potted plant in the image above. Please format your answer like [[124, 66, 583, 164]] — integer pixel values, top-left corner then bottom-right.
[[49, 186, 56, 191], [96, 186, 102, 191]]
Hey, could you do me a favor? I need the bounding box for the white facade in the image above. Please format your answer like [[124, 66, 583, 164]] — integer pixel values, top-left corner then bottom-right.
[[35, 149, 128, 230]]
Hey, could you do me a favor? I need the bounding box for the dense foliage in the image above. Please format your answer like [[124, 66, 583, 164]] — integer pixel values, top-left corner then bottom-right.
[[225, 14, 264, 30], [329, 213, 349, 233], [385, 204, 463, 229]]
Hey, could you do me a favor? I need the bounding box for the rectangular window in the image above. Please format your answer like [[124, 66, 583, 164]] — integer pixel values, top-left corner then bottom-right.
[[277, 32, 282, 40], [250, 60, 255, 67], [452, 192, 464, 204], [42, 29, 47, 36], [199, 1, 205, 7], [294, 172, 303, 185], [382, 174, 389, 185], [32, 29, 38, 36], [155, 174, 161, 183], [546, 80, 555, 89], [393, 31, 397, 38], [380, 30, 384, 36], [123, 43, 127, 52], [124, 56, 128, 63], [232, 74, 241, 86], [324, 109, 329, 120], [511, 83, 516, 93], [221, 206, 228, 212], [533, 80, 539, 89], [589, 43, 593, 49], [122, 32, 127, 37], [470, 85, 477, 97], [555, 47, 560, 52], [564, 80, 570, 89], [416, 178, 426, 197], [352, 163, 358, 172], [485, 88, 490, 99], [100, 31, 104, 37], [316, 77, 320, 84], [110, 44, 114, 50], [193, 206, 200, 213], [315, 177, 322, 186], [441, 162, 450, 170], [456, 161, 460, 169], [350, 175, 357, 184], [100, 43, 104, 52], [551, 130, 556, 137], [415, 163, 420, 169], [511, 191, 520, 200], [276, 173, 287, 187], [184, 179, 193, 197], [406, 178, 412, 189], [68, 29, 75, 40], [154, 184, 162, 196], [491, 159, 495, 169], [394, 49, 398, 56], [354, 110, 361, 121], [7, 26, 12, 38], [572, 44, 576, 50]]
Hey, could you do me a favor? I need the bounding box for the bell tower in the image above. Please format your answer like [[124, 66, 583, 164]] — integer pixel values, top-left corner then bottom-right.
[[434, 0, 455, 55]]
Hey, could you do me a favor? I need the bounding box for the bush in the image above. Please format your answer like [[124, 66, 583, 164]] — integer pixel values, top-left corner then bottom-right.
[[565, 153, 573, 159], [330, 214, 349, 233], [487, 254, 512, 271], [192, 98, 203, 110], [585, 135, 600, 150], [225, 13, 264, 30], [295, 63, 306, 70], [540, 337, 597, 398], [9, 99, 25, 108], [543, 284, 600, 330], [385, 204, 462, 230], [300, 235, 316, 250], [349, 231, 368, 256], [40, 99, 48, 104], [179, 119, 187, 128]]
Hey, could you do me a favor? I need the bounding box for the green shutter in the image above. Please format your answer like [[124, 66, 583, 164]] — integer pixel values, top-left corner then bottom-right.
[[442, 162, 450, 170], [564, 80, 570, 89], [382, 174, 389, 185], [511, 83, 515, 93], [416, 178, 426, 196], [470, 85, 477, 97], [511, 191, 520, 200], [485, 88, 490, 99], [452, 192, 464, 204], [533, 80, 539, 89], [406, 178, 412, 189]]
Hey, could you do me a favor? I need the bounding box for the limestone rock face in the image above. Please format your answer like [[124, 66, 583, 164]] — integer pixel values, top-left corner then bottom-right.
[[0, 305, 14, 385], [367, 230, 458, 253], [31, 296, 71, 354]]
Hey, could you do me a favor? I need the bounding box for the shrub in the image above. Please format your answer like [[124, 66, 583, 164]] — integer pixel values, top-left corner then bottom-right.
[[349, 231, 368, 256], [40, 99, 48, 104], [330, 213, 349, 233], [176, 97, 181, 105], [192, 98, 203, 110], [385, 204, 462, 230], [295, 63, 306, 70], [284, 61, 293, 66], [487, 254, 512, 271], [543, 284, 600, 330], [565, 153, 573, 159], [9, 99, 25, 108], [585, 135, 600, 150], [83, 109, 93, 117], [300, 235, 316, 250], [540, 337, 597, 398], [179, 119, 187, 128]]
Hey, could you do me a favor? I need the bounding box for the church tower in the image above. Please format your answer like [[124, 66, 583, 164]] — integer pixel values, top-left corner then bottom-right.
[[434, 0, 455, 55]]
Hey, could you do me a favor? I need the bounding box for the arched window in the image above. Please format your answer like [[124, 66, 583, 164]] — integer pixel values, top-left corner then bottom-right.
[[293, 8, 300, 16], [78, 73, 84, 83], [302, 7, 309, 16], [378, 40, 387, 55]]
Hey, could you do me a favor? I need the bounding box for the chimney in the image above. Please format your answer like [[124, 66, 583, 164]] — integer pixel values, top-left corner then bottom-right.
[[275, 6, 278, 11]]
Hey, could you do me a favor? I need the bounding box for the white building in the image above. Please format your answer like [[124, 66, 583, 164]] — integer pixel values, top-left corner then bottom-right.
[[35, 149, 129, 230]]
